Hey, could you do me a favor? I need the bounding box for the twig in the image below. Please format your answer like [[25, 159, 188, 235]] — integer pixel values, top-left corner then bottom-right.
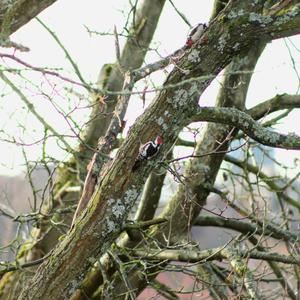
[[224, 154, 300, 211], [0, 251, 52, 276], [107, 250, 136, 300], [149, 279, 179, 300], [222, 246, 263, 300], [0, 52, 90, 89], [0, 71, 73, 153], [168, 0, 192, 27], [194, 215, 298, 243], [124, 218, 168, 230], [36, 17, 90, 90], [113, 25, 124, 74]]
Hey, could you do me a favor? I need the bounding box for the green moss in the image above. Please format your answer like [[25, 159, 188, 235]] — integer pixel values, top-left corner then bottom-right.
[[218, 14, 227, 23], [98, 63, 115, 89], [274, 4, 298, 17], [0, 0, 27, 40], [16, 241, 34, 259], [0, 271, 13, 297]]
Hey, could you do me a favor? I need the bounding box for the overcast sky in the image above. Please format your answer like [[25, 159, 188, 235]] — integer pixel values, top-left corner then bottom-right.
[[0, 0, 300, 175]]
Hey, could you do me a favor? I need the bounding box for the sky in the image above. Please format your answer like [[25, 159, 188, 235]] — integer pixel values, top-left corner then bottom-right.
[[0, 0, 300, 176]]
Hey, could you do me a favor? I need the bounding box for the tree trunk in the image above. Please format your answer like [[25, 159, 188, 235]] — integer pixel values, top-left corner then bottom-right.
[[17, 2, 300, 299]]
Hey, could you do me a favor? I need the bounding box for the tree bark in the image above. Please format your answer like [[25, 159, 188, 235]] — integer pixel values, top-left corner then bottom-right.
[[0, 0, 58, 36], [76, 0, 167, 179], [17, 1, 300, 299], [0, 0, 167, 298], [108, 37, 267, 300]]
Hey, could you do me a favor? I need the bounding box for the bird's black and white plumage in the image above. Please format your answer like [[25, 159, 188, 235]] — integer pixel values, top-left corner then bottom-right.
[[186, 23, 207, 48], [132, 136, 163, 171]]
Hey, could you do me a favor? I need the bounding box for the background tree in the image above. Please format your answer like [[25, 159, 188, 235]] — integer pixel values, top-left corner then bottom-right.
[[1, 0, 300, 299]]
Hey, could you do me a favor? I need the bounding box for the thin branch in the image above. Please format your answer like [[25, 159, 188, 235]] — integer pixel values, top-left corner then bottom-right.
[[131, 46, 184, 82], [36, 17, 90, 90], [0, 71, 73, 153], [248, 235, 297, 300], [0, 252, 51, 276], [0, 52, 90, 89], [194, 215, 298, 242], [212, 187, 300, 243], [168, 0, 192, 27], [113, 25, 124, 74], [262, 108, 293, 127], [224, 154, 300, 211], [247, 94, 300, 120], [124, 218, 168, 230], [107, 250, 136, 300], [222, 247, 262, 300], [22, 147, 38, 211], [149, 279, 179, 300]]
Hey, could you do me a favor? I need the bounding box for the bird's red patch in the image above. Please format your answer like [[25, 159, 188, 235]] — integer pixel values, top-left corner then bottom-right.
[[186, 39, 193, 48]]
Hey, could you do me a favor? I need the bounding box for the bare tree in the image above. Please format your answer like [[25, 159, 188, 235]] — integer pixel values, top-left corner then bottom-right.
[[1, 1, 300, 299]]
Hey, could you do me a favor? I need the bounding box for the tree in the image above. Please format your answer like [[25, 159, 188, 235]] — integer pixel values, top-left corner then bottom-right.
[[1, 0, 300, 299]]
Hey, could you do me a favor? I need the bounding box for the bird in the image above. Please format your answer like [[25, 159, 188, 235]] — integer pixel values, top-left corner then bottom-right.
[[186, 23, 207, 48], [132, 135, 163, 171]]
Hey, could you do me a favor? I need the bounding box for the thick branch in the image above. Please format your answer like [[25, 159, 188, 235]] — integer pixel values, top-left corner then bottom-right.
[[130, 246, 300, 265], [77, 0, 167, 176], [194, 215, 298, 242], [18, 2, 300, 298], [108, 36, 267, 300], [192, 106, 300, 150], [247, 93, 300, 120], [0, 0, 57, 36]]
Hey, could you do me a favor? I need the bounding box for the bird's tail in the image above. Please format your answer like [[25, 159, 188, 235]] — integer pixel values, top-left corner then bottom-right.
[[132, 159, 142, 171]]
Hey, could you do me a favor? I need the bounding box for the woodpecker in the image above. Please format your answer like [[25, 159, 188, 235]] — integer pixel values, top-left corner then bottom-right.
[[186, 23, 207, 48], [132, 135, 163, 171]]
